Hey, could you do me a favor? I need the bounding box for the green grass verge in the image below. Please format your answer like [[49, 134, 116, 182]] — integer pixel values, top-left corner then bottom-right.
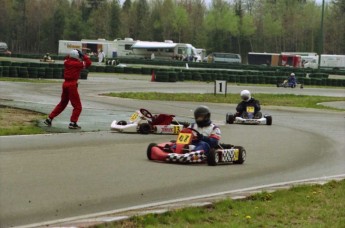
[[0, 77, 59, 83], [104, 92, 345, 111], [95, 180, 345, 228], [0, 106, 46, 136], [0, 120, 45, 136]]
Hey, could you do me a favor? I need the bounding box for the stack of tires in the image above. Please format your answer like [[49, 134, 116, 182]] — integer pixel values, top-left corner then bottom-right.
[[28, 67, 38, 78], [178, 72, 185, 81], [80, 69, 88, 80], [192, 72, 202, 81], [168, 72, 178, 82], [17, 67, 29, 78], [53, 68, 63, 79], [155, 71, 169, 82], [37, 68, 46, 78], [9, 66, 18, 77]]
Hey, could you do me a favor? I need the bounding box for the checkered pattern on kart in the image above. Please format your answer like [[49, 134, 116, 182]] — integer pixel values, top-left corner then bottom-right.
[[166, 151, 207, 163]]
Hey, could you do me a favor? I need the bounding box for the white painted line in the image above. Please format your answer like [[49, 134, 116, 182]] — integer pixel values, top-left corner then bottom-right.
[[16, 173, 345, 228]]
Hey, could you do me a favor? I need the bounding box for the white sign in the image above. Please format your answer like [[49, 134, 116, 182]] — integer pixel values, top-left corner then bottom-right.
[[215, 80, 227, 96]]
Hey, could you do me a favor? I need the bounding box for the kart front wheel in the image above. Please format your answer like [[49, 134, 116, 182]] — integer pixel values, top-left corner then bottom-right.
[[207, 149, 219, 166], [147, 143, 157, 160], [265, 115, 272, 125], [226, 113, 235, 124], [233, 146, 246, 164]]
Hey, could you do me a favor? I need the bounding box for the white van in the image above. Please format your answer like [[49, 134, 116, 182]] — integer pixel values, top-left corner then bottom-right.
[[207, 52, 241, 64], [304, 54, 345, 70], [0, 42, 9, 53]]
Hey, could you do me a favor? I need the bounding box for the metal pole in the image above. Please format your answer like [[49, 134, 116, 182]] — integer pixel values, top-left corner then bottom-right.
[[318, 0, 325, 71]]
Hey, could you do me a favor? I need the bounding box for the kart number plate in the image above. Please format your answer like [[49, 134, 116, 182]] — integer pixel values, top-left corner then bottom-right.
[[246, 106, 255, 113], [177, 133, 192, 144], [129, 112, 139, 122]]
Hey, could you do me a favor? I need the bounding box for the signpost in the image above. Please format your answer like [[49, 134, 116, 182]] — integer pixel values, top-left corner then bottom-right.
[[214, 80, 227, 97]]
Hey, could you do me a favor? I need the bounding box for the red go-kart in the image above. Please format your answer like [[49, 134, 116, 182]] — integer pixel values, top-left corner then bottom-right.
[[147, 128, 246, 166]]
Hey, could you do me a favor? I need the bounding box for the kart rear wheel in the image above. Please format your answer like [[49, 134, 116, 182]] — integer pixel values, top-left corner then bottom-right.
[[207, 149, 219, 166], [226, 113, 235, 124], [139, 123, 151, 134], [233, 146, 246, 164], [147, 143, 157, 160], [265, 115, 272, 125]]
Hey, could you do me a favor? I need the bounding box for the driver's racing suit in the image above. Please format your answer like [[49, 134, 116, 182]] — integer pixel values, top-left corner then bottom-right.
[[236, 98, 261, 117], [189, 123, 221, 156]]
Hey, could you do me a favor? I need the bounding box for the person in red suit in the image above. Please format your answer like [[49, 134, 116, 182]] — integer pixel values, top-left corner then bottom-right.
[[44, 49, 92, 129]]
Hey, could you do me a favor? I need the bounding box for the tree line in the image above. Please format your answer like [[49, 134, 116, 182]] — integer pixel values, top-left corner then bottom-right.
[[0, 0, 344, 59]]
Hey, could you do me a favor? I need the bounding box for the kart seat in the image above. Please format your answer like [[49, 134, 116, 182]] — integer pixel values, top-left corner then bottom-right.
[[151, 114, 174, 125]]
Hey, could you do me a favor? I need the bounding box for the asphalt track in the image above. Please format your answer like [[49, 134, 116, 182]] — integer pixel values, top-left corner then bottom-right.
[[0, 72, 344, 227]]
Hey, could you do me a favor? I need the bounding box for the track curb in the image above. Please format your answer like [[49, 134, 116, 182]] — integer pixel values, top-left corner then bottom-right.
[[17, 174, 345, 228]]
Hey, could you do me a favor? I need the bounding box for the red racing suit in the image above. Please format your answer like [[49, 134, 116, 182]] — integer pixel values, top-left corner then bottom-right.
[[49, 55, 92, 122]]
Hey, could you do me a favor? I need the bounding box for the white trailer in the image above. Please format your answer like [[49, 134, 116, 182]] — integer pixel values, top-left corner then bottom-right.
[[129, 40, 202, 61], [58, 38, 202, 61], [59, 39, 117, 58], [58, 40, 82, 55], [304, 54, 345, 70]]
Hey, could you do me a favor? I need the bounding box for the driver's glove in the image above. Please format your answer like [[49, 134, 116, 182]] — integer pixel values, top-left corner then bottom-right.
[[197, 132, 204, 141], [77, 49, 84, 59]]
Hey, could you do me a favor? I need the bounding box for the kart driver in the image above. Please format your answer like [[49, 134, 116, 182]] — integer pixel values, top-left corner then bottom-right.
[[189, 106, 221, 156], [236, 90, 262, 119], [288, 73, 297, 87]]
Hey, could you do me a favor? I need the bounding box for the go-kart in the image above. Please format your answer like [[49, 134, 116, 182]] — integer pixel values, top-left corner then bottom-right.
[[277, 80, 303, 89], [226, 106, 272, 125], [39, 59, 55, 63], [147, 128, 246, 166], [110, 108, 189, 134]]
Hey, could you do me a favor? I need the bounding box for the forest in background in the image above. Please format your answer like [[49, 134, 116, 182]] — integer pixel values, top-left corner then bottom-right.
[[0, 0, 344, 58]]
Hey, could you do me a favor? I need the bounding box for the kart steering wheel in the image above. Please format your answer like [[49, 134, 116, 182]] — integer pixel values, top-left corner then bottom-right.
[[139, 108, 153, 119], [187, 128, 201, 139]]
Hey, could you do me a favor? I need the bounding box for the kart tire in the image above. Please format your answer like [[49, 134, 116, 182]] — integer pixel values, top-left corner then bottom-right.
[[265, 115, 272, 125], [147, 143, 157, 160], [233, 146, 246, 164], [226, 113, 235, 124], [139, 123, 151, 134], [117, 120, 127, 125], [207, 149, 219, 166]]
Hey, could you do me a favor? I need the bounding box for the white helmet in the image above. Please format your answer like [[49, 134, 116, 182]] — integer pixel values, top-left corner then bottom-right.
[[290, 73, 295, 77], [70, 49, 79, 59], [240, 90, 251, 102]]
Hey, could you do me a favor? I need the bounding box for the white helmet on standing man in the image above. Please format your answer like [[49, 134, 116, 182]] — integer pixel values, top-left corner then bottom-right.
[[70, 49, 80, 59], [240, 90, 251, 102]]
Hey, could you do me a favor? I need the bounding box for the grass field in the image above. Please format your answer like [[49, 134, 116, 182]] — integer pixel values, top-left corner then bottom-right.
[[0, 106, 45, 136], [105, 92, 345, 111], [95, 180, 345, 228]]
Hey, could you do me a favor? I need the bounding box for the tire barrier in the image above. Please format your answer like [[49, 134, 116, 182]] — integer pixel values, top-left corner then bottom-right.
[[9, 66, 18, 77], [155, 71, 169, 82], [0, 60, 344, 86], [80, 69, 88, 80]]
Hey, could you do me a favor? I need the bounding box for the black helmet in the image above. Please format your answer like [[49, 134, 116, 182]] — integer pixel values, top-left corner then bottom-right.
[[194, 106, 211, 127]]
